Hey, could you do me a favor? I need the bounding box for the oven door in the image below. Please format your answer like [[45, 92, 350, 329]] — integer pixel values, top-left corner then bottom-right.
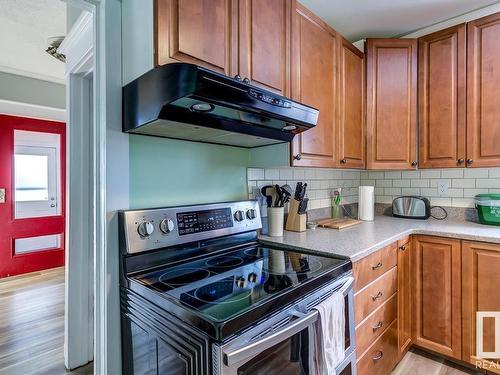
[[215, 276, 355, 375]]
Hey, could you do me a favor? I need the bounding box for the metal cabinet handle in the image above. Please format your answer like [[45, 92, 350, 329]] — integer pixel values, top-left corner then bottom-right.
[[466, 158, 474, 165], [340, 158, 347, 164], [399, 245, 406, 251], [293, 154, 301, 161], [457, 158, 465, 164], [371, 262, 383, 270], [411, 161, 418, 167], [372, 350, 384, 361], [372, 321, 383, 331], [371, 291, 383, 301]]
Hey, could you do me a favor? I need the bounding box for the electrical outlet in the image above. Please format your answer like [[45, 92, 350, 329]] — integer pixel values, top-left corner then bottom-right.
[[437, 180, 449, 196], [0, 188, 5, 203]]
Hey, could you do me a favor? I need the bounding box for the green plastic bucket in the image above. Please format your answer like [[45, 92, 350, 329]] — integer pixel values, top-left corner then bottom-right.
[[475, 194, 500, 226]]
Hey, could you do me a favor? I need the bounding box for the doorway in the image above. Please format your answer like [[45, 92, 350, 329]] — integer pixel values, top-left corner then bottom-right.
[[0, 114, 66, 278]]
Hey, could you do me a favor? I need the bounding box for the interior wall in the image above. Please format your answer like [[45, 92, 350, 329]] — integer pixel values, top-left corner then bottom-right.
[[129, 135, 249, 208], [0, 72, 65, 109]]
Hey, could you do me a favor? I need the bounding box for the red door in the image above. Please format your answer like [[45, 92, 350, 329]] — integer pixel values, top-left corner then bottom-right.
[[0, 114, 65, 278]]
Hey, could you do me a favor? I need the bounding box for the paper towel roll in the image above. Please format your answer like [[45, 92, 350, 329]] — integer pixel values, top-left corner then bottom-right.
[[358, 186, 375, 221]]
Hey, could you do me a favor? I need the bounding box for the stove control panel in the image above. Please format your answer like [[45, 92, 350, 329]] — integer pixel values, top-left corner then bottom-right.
[[177, 207, 233, 236], [120, 200, 261, 254]]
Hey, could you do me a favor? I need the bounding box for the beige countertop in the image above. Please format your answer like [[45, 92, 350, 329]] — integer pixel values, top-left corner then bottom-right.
[[259, 215, 500, 262]]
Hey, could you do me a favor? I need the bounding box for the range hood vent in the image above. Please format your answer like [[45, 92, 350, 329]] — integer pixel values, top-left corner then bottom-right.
[[122, 63, 318, 148]]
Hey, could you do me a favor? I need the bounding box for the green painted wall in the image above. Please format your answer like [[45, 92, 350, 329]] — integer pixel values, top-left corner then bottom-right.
[[129, 135, 250, 208]]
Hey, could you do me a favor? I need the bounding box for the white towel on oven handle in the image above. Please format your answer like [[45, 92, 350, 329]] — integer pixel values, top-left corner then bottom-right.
[[310, 290, 345, 375]]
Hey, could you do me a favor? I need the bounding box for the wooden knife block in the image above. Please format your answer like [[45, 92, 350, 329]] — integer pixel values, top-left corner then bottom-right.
[[285, 199, 307, 232]]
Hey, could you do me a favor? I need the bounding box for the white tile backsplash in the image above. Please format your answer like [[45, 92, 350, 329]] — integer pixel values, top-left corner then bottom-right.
[[247, 167, 500, 209]]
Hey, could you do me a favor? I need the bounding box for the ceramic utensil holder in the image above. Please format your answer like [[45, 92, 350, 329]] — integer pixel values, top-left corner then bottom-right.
[[285, 199, 307, 232], [267, 206, 285, 236]]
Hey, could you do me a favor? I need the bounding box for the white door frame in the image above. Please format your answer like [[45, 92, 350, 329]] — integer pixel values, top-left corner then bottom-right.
[[59, 9, 95, 370], [61, 1, 127, 374]]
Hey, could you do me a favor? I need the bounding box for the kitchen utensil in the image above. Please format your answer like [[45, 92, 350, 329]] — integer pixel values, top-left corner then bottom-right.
[[274, 184, 283, 207], [294, 182, 303, 201], [279, 184, 293, 206], [299, 183, 307, 201], [261, 185, 276, 207], [298, 198, 308, 214], [317, 218, 362, 230]]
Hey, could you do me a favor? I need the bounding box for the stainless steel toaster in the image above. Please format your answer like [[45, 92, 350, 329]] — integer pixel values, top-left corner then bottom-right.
[[392, 196, 431, 219]]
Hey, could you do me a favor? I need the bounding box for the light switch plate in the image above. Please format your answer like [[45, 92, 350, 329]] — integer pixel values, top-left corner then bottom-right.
[[0, 188, 5, 203]]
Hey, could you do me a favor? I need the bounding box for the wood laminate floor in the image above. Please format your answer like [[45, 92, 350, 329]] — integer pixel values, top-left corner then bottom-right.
[[393, 348, 484, 375], [0, 267, 93, 375]]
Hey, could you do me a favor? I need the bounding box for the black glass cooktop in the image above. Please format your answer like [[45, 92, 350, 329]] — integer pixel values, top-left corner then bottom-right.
[[131, 245, 351, 331]]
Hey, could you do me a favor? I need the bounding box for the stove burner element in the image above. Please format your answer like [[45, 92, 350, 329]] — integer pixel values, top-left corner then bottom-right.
[[206, 256, 243, 268], [159, 267, 211, 287], [194, 278, 252, 304]]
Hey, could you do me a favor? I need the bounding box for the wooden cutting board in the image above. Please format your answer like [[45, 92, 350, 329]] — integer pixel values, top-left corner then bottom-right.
[[316, 217, 362, 229]]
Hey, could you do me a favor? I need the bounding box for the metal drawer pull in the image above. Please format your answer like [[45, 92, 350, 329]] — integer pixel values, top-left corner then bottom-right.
[[399, 245, 406, 251], [372, 351, 384, 361], [371, 291, 383, 301], [371, 262, 383, 270], [372, 321, 383, 331]]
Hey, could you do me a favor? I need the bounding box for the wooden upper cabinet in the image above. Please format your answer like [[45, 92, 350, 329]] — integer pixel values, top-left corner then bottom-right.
[[467, 12, 500, 168], [462, 241, 500, 373], [155, 0, 238, 76], [238, 0, 291, 95], [338, 38, 365, 169], [412, 236, 462, 360], [418, 24, 466, 169], [290, 3, 338, 167], [366, 39, 417, 170]]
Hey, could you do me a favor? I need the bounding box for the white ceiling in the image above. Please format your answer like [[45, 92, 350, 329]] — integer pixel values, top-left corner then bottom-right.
[[300, 0, 500, 41], [0, 0, 66, 84]]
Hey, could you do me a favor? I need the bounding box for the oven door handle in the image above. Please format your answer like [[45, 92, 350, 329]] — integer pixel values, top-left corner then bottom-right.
[[222, 310, 319, 367]]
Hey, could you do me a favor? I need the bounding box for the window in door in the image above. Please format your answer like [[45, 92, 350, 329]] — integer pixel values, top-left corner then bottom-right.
[[13, 130, 61, 219]]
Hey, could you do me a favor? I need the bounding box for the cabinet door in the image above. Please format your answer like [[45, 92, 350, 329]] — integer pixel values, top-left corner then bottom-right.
[[467, 12, 500, 168], [238, 0, 291, 96], [397, 237, 412, 360], [462, 241, 500, 372], [412, 236, 461, 359], [155, 0, 238, 76], [338, 38, 365, 169], [418, 24, 466, 169], [366, 39, 417, 170], [290, 3, 338, 167]]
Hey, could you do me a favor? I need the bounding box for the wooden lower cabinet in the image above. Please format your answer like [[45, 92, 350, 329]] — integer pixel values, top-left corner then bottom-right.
[[412, 235, 462, 360], [357, 320, 398, 375], [397, 237, 412, 360], [462, 241, 500, 374]]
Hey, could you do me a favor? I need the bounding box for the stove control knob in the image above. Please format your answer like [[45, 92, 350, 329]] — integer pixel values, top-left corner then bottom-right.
[[235, 276, 246, 288], [248, 272, 258, 283], [234, 210, 245, 222], [246, 209, 257, 220], [137, 221, 154, 237], [159, 218, 175, 234]]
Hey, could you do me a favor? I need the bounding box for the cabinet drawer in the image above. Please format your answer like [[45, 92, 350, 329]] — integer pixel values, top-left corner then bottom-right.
[[355, 294, 397, 357], [357, 320, 398, 375], [354, 242, 397, 291], [354, 267, 397, 324]]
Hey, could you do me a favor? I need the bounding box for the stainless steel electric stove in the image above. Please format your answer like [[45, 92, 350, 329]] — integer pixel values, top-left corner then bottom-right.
[[119, 201, 356, 375]]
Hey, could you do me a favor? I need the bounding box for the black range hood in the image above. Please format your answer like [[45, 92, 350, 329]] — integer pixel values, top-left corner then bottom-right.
[[122, 63, 318, 148]]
